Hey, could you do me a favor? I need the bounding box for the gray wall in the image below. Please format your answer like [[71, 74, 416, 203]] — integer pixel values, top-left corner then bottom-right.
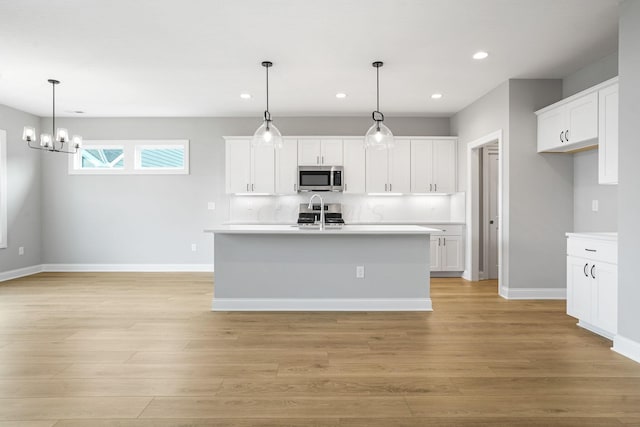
[[508, 80, 571, 289], [562, 52, 619, 232], [563, 51, 619, 98], [573, 150, 618, 231], [0, 104, 42, 272], [617, 0, 640, 346], [39, 116, 449, 265]]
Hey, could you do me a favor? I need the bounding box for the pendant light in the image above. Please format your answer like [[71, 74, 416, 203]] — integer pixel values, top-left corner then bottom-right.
[[22, 79, 82, 154], [251, 61, 283, 149], [364, 61, 394, 150]]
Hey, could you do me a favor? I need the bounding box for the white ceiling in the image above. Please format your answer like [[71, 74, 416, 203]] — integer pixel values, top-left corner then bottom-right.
[[0, 0, 620, 118]]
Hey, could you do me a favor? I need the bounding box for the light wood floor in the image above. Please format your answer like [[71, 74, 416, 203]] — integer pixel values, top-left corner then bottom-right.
[[0, 273, 639, 426]]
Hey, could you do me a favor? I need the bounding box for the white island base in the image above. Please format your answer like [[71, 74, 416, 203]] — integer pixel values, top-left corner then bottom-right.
[[206, 225, 434, 311]]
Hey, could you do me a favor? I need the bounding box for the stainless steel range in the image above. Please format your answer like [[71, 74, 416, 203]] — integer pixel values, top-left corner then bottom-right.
[[297, 203, 345, 228]]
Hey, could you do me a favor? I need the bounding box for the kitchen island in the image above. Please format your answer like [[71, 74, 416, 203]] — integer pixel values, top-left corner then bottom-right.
[[205, 225, 435, 311]]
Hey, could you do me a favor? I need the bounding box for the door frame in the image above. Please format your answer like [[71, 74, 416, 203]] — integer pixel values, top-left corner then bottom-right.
[[482, 143, 499, 280], [463, 130, 507, 294]]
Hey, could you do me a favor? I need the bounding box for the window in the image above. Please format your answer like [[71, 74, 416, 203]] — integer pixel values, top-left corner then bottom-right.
[[0, 129, 7, 248], [69, 140, 189, 175]]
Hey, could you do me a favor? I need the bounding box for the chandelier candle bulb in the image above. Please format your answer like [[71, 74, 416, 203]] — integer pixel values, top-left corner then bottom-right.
[[56, 128, 69, 143], [40, 134, 52, 148], [22, 126, 35, 142]]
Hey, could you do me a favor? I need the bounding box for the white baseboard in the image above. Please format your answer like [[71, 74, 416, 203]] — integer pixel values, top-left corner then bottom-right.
[[613, 335, 640, 364], [212, 298, 433, 311], [0, 264, 44, 282], [499, 286, 566, 300], [42, 264, 214, 272]]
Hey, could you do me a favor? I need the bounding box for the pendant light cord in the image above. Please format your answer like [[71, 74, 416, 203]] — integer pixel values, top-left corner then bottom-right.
[[52, 81, 56, 139], [265, 64, 270, 120], [376, 65, 380, 113]]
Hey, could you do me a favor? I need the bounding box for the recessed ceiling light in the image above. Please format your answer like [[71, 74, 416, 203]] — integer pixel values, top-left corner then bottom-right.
[[473, 51, 489, 60], [240, 93, 252, 99], [336, 93, 347, 99], [431, 93, 443, 100]]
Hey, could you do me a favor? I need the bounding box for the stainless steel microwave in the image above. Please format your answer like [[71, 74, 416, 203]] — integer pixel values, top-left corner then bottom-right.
[[297, 166, 343, 192]]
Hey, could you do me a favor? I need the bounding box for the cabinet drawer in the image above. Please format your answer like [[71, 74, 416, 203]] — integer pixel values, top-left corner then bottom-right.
[[567, 238, 617, 264], [428, 225, 463, 236]]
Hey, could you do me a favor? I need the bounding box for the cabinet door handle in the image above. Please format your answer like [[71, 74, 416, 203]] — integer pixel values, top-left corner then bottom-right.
[[438, 238, 441, 246], [434, 183, 437, 192], [584, 263, 589, 277], [443, 237, 446, 245], [316, 156, 319, 164], [585, 248, 597, 252], [344, 183, 347, 192], [565, 130, 570, 142], [560, 131, 565, 142], [430, 184, 433, 192], [591, 264, 596, 279], [321, 156, 324, 164], [246, 183, 249, 191], [385, 183, 388, 192], [389, 183, 392, 192], [251, 183, 255, 191], [294, 183, 297, 192]]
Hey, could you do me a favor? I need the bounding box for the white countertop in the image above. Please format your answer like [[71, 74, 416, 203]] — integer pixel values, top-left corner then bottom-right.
[[206, 224, 437, 235], [566, 232, 618, 241]]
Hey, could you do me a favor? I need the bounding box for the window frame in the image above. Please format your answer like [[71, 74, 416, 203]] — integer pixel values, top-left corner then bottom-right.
[[69, 140, 189, 175]]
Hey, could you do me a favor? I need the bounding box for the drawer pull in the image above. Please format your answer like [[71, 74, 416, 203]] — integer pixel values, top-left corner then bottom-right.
[[584, 263, 589, 277], [591, 265, 596, 279], [585, 249, 597, 252]]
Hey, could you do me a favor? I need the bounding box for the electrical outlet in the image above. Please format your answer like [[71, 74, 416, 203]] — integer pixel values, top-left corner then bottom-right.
[[18, 246, 24, 256], [191, 243, 197, 252], [207, 202, 216, 210], [592, 200, 599, 212], [356, 265, 365, 279]]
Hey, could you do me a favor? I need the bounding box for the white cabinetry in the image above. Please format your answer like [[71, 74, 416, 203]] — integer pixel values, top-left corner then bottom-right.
[[275, 138, 298, 194], [225, 139, 274, 194], [537, 92, 598, 152], [365, 139, 411, 193], [598, 83, 619, 185], [298, 139, 343, 166], [410, 139, 457, 193], [343, 139, 366, 193], [429, 225, 464, 272], [566, 233, 617, 339]]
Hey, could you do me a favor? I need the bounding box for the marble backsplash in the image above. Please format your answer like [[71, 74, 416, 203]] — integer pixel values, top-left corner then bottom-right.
[[228, 193, 465, 224]]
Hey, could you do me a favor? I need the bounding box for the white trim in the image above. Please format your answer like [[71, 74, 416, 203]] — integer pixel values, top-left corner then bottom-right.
[[0, 129, 7, 249], [0, 265, 44, 282], [212, 298, 433, 311], [465, 130, 505, 292], [577, 320, 615, 340], [535, 76, 618, 115], [42, 264, 213, 272], [613, 335, 640, 364], [223, 135, 458, 141], [499, 286, 566, 300]]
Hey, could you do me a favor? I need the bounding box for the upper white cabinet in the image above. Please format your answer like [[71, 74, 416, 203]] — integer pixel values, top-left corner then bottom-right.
[[536, 77, 618, 155], [298, 139, 343, 166], [342, 139, 366, 194], [225, 139, 274, 194], [598, 83, 619, 185], [275, 138, 298, 194], [366, 139, 411, 193], [566, 233, 618, 340], [410, 139, 457, 193], [537, 92, 598, 152]]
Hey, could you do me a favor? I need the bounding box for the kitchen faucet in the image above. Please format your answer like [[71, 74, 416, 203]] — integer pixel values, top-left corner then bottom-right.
[[308, 194, 325, 230]]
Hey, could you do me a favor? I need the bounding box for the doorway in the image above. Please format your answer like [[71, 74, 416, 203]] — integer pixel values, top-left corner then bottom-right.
[[463, 130, 506, 294]]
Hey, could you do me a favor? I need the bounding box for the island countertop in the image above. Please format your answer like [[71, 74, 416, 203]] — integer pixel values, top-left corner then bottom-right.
[[205, 224, 437, 235]]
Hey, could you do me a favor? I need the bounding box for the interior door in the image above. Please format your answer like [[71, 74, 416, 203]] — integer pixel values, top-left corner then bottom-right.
[[485, 146, 499, 280]]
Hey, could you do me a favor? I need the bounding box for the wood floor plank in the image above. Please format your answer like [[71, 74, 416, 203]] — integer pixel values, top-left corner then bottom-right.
[[0, 273, 639, 424], [0, 397, 151, 421]]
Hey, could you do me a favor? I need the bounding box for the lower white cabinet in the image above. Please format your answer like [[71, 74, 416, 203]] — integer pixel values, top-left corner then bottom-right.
[[566, 233, 618, 339], [429, 225, 464, 272]]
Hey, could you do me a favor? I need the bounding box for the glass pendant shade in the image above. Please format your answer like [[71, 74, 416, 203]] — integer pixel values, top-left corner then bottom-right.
[[252, 120, 283, 149], [40, 133, 52, 148], [56, 128, 69, 143], [72, 135, 83, 149], [22, 126, 36, 142], [364, 121, 394, 150]]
